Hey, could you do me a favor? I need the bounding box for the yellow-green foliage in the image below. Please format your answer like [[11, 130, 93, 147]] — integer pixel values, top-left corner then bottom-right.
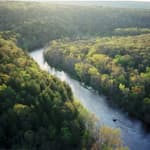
[[45, 34, 150, 125], [0, 37, 128, 150], [0, 38, 90, 149]]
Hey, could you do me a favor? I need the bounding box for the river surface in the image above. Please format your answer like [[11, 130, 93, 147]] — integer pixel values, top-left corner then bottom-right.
[[30, 48, 150, 150]]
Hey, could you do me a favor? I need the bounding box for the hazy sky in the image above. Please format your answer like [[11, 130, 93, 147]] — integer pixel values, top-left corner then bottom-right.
[[29, 0, 150, 1], [2, 0, 150, 2], [37, 0, 149, 1]]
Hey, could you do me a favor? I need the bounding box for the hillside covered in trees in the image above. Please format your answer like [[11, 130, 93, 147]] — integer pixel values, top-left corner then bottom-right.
[[0, 2, 150, 50], [0, 1, 150, 149], [44, 34, 150, 125], [0, 36, 128, 149]]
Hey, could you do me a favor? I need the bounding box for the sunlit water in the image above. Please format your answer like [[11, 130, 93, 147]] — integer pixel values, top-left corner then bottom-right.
[[30, 48, 150, 150]]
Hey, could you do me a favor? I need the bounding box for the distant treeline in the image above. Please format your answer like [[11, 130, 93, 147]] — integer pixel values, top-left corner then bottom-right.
[[0, 2, 150, 50]]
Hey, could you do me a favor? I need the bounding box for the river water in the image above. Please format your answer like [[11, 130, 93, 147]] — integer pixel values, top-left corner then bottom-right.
[[30, 48, 150, 150]]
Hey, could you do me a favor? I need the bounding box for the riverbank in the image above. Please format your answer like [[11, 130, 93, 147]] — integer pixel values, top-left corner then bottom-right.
[[30, 48, 150, 150], [44, 36, 150, 126]]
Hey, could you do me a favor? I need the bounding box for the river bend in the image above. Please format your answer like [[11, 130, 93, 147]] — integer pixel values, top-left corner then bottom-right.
[[30, 48, 150, 150]]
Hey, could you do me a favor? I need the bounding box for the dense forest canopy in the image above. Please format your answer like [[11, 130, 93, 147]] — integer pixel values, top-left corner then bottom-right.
[[0, 35, 127, 149], [44, 34, 150, 125], [0, 1, 150, 149], [0, 37, 84, 149], [0, 2, 150, 50]]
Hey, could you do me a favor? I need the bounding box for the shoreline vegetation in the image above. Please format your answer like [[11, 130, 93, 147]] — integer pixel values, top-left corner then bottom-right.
[[0, 36, 128, 149], [44, 34, 150, 125]]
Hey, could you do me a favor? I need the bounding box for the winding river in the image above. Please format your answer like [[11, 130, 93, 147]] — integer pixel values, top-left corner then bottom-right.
[[30, 48, 150, 150]]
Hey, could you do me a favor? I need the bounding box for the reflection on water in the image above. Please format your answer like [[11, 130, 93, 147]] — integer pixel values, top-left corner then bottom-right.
[[30, 49, 150, 150]]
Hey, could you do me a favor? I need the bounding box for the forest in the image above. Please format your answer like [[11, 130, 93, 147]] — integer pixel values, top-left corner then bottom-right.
[[0, 36, 128, 149], [0, 2, 150, 50], [44, 34, 150, 125], [0, 1, 150, 149]]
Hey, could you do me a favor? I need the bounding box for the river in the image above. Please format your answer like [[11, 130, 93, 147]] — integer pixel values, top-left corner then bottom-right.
[[30, 48, 150, 150]]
